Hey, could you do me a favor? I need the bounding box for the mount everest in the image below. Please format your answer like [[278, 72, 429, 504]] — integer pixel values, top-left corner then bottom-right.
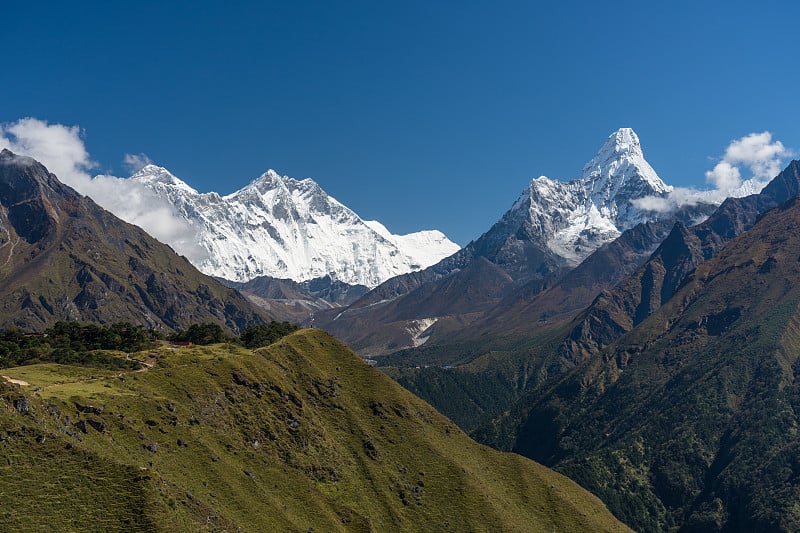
[[129, 166, 459, 287]]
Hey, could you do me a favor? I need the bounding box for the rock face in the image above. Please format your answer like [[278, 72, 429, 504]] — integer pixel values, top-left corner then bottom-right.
[[130, 166, 459, 287], [481, 177, 800, 532], [220, 274, 370, 324], [0, 149, 268, 332], [316, 128, 717, 356], [563, 160, 800, 359]]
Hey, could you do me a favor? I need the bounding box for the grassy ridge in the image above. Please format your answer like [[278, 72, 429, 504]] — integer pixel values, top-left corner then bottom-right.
[[0, 329, 628, 532]]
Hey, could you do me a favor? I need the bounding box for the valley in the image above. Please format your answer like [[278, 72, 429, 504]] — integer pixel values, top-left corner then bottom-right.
[[4, 3, 797, 530], [2, 135, 800, 532]]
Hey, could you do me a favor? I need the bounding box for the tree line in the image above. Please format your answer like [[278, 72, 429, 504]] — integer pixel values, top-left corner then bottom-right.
[[170, 321, 298, 349], [0, 320, 299, 369]]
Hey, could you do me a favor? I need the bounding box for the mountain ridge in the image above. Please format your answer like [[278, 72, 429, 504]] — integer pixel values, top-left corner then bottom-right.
[[130, 165, 459, 287], [317, 128, 719, 356], [0, 149, 268, 333], [376, 162, 800, 451], [0, 328, 630, 532], [561, 159, 800, 361], [478, 187, 800, 531]]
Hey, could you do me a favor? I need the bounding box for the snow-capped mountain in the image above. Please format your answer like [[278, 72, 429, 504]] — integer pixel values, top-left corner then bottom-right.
[[315, 128, 721, 356], [332, 127, 714, 310], [513, 127, 687, 266], [130, 166, 459, 287]]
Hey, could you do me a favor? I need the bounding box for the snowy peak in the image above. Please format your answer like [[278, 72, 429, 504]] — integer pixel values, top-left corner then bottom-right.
[[365, 221, 458, 270], [506, 128, 699, 267], [583, 128, 672, 202], [227, 169, 355, 226], [131, 164, 198, 194], [237, 169, 298, 194], [592, 127, 644, 159], [129, 166, 460, 287], [232, 170, 328, 205]]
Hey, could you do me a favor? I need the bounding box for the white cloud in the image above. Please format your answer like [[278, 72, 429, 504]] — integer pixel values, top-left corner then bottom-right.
[[705, 131, 791, 193], [629, 195, 673, 213], [631, 186, 707, 213], [634, 131, 793, 214], [0, 117, 95, 185], [123, 152, 153, 174], [722, 131, 790, 179], [0, 118, 207, 263], [705, 161, 742, 192]]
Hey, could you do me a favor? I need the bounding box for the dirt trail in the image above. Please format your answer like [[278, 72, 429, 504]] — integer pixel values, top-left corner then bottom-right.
[[4, 358, 156, 392], [0, 219, 19, 268], [2, 375, 30, 386]]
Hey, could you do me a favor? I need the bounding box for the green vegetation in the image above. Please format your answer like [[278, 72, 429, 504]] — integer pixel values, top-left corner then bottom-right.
[[0, 329, 629, 532], [168, 320, 300, 347], [239, 321, 298, 349], [0, 321, 157, 370], [0, 320, 301, 371], [168, 322, 228, 345], [382, 324, 574, 433], [477, 199, 800, 532]]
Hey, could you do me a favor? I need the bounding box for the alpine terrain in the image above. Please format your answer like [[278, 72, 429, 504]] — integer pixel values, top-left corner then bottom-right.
[[0, 149, 268, 332], [384, 161, 800, 438], [478, 161, 800, 532], [130, 166, 459, 287], [317, 128, 717, 356], [0, 328, 630, 532]]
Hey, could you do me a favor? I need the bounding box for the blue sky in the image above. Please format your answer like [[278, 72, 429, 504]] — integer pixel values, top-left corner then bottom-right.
[[2, 1, 799, 245]]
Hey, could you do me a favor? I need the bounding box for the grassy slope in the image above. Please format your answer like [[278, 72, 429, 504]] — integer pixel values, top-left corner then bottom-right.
[[0, 329, 628, 532]]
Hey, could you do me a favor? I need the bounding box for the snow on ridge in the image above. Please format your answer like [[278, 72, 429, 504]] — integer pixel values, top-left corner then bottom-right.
[[506, 128, 697, 267], [365, 220, 460, 271], [131, 165, 198, 194], [131, 166, 460, 287], [406, 318, 438, 347]]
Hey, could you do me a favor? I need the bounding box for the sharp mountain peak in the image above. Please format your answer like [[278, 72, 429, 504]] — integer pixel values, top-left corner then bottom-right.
[[130, 164, 198, 194], [128, 164, 459, 286]]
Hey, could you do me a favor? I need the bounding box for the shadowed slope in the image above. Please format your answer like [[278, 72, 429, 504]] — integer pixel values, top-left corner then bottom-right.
[[563, 160, 800, 360], [0, 149, 267, 332], [480, 194, 800, 532]]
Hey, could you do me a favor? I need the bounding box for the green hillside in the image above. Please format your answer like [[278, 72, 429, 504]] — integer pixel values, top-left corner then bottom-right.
[[0, 329, 628, 532]]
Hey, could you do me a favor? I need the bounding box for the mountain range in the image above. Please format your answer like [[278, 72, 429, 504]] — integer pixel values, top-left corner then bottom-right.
[[4, 127, 800, 532], [316, 128, 719, 357], [0, 149, 267, 332], [477, 161, 800, 532], [376, 150, 800, 532], [381, 159, 800, 434], [130, 165, 459, 287]]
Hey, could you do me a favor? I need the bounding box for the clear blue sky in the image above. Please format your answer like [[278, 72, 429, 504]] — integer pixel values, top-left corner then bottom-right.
[[3, 1, 799, 245]]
